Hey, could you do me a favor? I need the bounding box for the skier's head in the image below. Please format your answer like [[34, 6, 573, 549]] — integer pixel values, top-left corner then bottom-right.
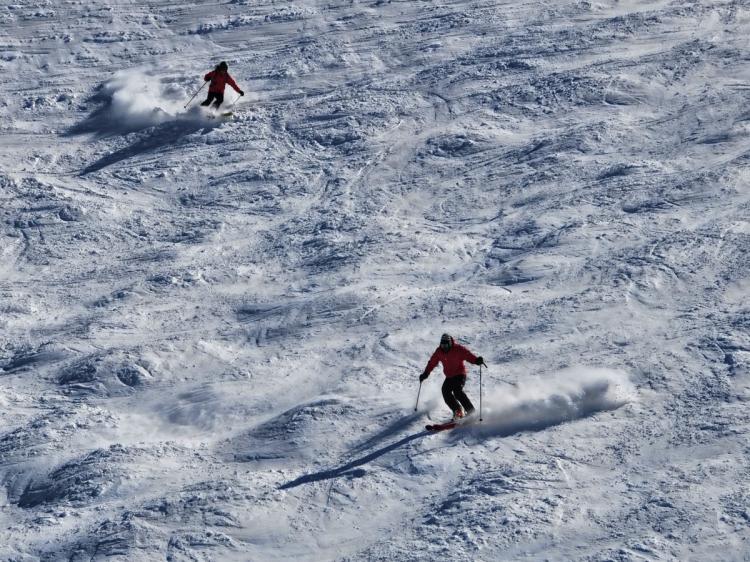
[[440, 333, 453, 351], [217, 61, 228, 72]]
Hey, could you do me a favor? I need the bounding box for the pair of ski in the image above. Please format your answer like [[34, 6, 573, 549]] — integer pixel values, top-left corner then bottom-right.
[[208, 110, 233, 119], [425, 416, 478, 432]]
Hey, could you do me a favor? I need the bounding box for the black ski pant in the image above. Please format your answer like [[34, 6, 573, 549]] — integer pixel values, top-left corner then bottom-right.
[[442, 375, 474, 414], [201, 92, 224, 109]]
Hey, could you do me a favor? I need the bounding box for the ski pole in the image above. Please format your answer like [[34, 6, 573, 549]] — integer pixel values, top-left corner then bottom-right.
[[414, 381, 422, 412], [479, 363, 484, 422], [184, 80, 208, 109]]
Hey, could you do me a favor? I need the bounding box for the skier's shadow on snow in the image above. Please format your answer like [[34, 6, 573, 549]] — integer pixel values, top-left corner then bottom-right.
[[276, 413, 559, 491], [78, 119, 214, 175], [278, 430, 428, 490]]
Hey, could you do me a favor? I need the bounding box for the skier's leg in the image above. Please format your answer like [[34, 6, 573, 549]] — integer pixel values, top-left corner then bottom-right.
[[200, 93, 215, 107], [211, 93, 224, 109], [441, 377, 462, 414], [453, 376, 475, 414]]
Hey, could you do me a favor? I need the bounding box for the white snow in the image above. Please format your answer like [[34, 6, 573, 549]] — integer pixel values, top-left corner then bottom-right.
[[1, 0, 750, 560]]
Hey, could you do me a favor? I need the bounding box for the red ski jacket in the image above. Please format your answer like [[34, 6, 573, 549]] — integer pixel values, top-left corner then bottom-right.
[[204, 70, 241, 94], [423, 340, 478, 378]]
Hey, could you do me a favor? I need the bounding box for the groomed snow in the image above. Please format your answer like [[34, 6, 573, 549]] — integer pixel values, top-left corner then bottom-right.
[[1, 0, 749, 560]]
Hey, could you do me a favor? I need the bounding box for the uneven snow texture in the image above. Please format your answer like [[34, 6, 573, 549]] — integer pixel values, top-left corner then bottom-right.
[[1, 0, 750, 560]]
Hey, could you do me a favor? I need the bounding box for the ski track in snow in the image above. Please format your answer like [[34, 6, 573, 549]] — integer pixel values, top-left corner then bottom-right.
[[1, 0, 750, 560]]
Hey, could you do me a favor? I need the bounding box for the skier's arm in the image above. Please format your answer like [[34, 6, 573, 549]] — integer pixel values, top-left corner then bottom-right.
[[227, 74, 242, 94], [420, 350, 440, 381], [460, 345, 480, 365], [204, 71, 214, 82]]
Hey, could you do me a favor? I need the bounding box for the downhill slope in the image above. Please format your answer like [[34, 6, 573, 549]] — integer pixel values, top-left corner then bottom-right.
[[1, 0, 749, 560]]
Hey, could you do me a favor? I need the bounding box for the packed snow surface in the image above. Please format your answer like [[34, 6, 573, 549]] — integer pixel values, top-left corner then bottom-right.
[[1, 0, 749, 560]]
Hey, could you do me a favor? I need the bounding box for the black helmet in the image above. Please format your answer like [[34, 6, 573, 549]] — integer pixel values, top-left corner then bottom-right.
[[440, 333, 453, 350], [217, 61, 228, 71]]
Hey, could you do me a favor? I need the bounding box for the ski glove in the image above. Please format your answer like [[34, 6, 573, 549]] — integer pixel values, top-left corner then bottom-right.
[[475, 356, 485, 366], [239, 90, 245, 96], [419, 372, 428, 383]]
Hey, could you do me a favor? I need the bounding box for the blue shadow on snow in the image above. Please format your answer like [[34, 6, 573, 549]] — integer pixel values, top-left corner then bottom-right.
[[278, 430, 428, 490], [78, 119, 215, 175]]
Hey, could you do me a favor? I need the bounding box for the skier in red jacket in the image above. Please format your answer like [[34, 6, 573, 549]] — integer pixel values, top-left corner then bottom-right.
[[420, 334, 484, 420], [201, 61, 244, 109]]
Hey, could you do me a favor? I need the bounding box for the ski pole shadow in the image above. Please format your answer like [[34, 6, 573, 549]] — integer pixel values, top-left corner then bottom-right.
[[278, 430, 427, 490], [348, 411, 423, 456]]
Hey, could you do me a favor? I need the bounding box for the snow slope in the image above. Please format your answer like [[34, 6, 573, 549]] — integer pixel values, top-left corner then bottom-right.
[[1, 0, 749, 560]]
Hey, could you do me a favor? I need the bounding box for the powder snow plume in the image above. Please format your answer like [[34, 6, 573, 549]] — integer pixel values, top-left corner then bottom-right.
[[469, 367, 635, 438], [68, 68, 196, 137]]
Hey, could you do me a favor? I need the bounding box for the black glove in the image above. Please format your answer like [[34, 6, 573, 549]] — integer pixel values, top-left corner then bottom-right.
[[475, 356, 485, 366], [239, 90, 245, 96], [419, 372, 428, 383]]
